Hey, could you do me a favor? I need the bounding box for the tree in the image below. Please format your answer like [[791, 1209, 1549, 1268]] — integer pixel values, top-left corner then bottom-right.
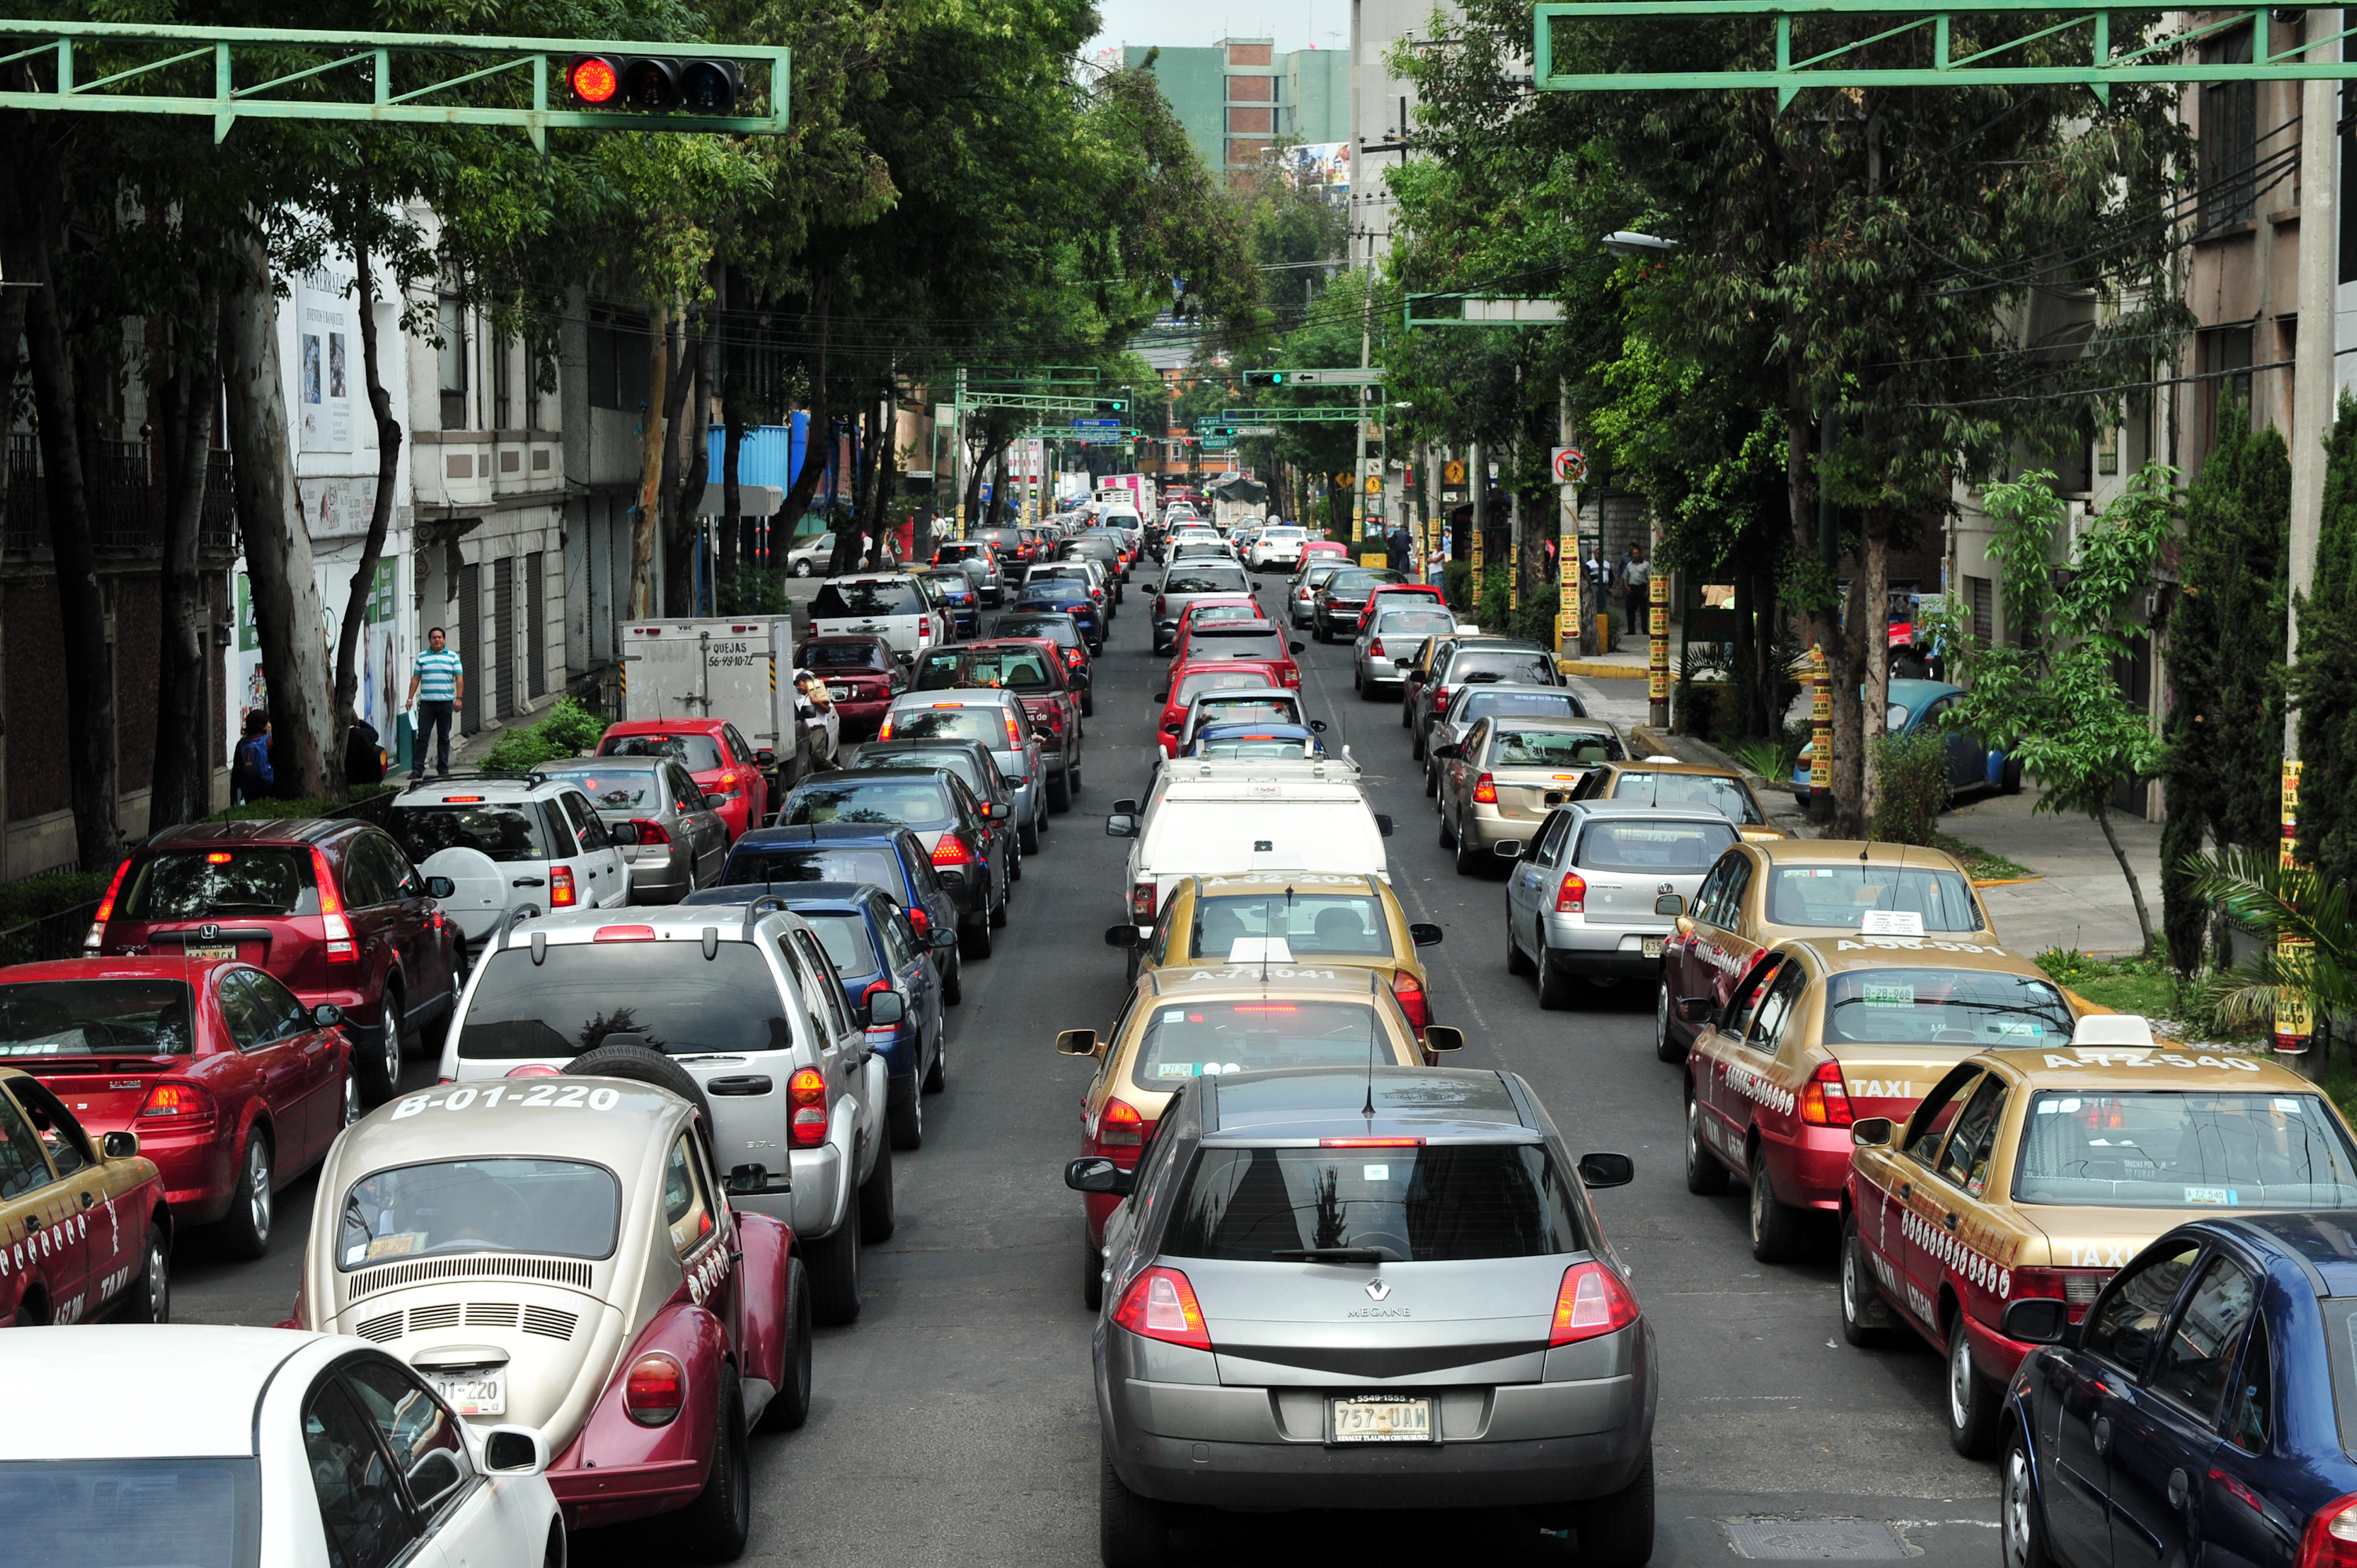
[[2293, 394, 2357, 896], [1933, 467, 2176, 953]]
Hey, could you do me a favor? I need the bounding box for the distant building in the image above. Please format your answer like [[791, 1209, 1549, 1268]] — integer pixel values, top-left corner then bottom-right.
[[1124, 38, 1351, 183]]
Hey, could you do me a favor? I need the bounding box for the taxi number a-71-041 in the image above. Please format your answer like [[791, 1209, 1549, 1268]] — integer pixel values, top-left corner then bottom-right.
[[427, 1368, 507, 1418], [1328, 1395, 1433, 1444], [391, 1083, 626, 1118]]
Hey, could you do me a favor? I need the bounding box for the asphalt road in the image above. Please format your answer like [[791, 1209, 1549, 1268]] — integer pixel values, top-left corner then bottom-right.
[[176, 565, 2003, 1568]]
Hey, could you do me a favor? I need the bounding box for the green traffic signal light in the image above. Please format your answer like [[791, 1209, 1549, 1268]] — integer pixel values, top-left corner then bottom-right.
[[1244, 371, 1284, 387]]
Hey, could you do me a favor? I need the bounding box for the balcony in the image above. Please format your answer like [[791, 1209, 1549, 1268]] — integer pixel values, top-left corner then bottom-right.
[[4, 434, 236, 559]]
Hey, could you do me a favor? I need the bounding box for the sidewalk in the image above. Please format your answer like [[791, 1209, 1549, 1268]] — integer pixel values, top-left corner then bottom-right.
[[1941, 789, 2160, 959]]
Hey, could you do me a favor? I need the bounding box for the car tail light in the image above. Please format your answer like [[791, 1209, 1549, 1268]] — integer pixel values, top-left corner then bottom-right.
[[624, 1352, 686, 1426], [1431, 684, 1451, 712], [1473, 772, 1498, 804], [788, 1065, 829, 1149], [1370, 638, 1385, 658], [1799, 1060, 1854, 1127], [1556, 872, 1588, 914], [712, 771, 740, 799], [550, 866, 577, 907], [1154, 594, 1168, 617], [2297, 1495, 2357, 1568], [1392, 969, 1429, 1033], [921, 616, 933, 638], [1093, 1098, 1146, 1165], [932, 834, 975, 869], [2008, 1267, 2112, 1319], [85, 856, 131, 951], [1113, 1266, 1212, 1351], [137, 1080, 216, 1129], [506, 1065, 563, 1078], [1064, 648, 1085, 668], [630, 818, 672, 846], [1130, 882, 1159, 922], [1549, 1261, 1641, 1346], [311, 848, 358, 963], [1039, 705, 1066, 732], [1004, 712, 1024, 746], [906, 906, 931, 936]]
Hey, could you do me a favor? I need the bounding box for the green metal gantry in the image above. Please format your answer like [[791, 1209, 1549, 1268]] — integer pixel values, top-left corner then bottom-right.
[[1198, 407, 1365, 430], [0, 18, 790, 147]]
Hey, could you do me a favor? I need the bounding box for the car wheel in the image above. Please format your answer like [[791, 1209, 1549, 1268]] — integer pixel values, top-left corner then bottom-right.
[[565, 1043, 716, 1141], [1841, 1218, 1897, 1348], [1008, 833, 1023, 883], [959, 912, 994, 959], [1749, 1156, 1806, 1264], [2003, 1431, 2054, 1568], [924, 1031, 946, 1093], [758, 1255, 813, 1432], [1019, 814, 1040, 855], [1081, 1224, 1103, 1312], [357, 987, 404, 1106], [792, 560, 812, 577], [1067, 764, 1081, 800], [1082, 690, 1095, 717], [1452, 817, 1482, 876], [677, 1361, 750, 1562], [1505, 907, 1535, 976], [807, 1203, 863, 1325], [942, 951, 964, 1006], [1948, 1312, 2004, 1457], [1654, 979, 1686, 1064], [1536, 938, 1574, 1010], [888, 1078, 924, 1150], [128, 1220, 170, 1323], [1577, 1449, 1656, 1568], [1100, 1444, 1180, 1568], [1048, 766, 1073, 813], [990, 884, 1009, 927], [1411, 728, 1425, 761], [219, 1129, 274, 1261], [1685, 1097, 1729, 1196], [1437, 810, 1456, 850], [859, 1133, 896, 1242]]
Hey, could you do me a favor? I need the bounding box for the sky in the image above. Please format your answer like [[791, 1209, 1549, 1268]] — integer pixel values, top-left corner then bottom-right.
[[1082, 0, 1347, 60]]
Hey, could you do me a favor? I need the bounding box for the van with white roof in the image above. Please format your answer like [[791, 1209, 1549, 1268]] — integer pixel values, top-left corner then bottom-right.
[[1103, 774, 1394, 945]]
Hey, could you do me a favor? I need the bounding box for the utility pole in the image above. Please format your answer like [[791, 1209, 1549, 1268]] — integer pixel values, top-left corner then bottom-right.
[[1353, 281, 1374, 551], [951, 366, 967, 539]]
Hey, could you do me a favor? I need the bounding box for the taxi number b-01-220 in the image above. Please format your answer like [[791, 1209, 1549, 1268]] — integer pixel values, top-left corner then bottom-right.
[[390, 1083, 625, 1118], [1329, 1395, 1433, 1444]]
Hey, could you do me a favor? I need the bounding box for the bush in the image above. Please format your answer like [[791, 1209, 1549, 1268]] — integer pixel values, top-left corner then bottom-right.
[[1872, 728, 1951, 844], [1443, 559, 1473, 612], [717, 568, 790, 616], [0, 869, 110, 931], [480, 695, 611, 772]]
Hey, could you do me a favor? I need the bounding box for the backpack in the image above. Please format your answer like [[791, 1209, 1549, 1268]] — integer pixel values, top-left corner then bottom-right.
[[236, 734, 274, 789]]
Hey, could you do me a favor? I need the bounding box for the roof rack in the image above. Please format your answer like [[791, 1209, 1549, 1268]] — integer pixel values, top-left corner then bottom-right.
[[396, 768, 553, 793]]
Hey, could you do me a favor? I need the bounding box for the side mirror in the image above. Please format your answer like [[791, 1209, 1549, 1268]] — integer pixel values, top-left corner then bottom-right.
[[610, 822, 642, 845], [1850, 1117, 1895, 1149], [1106, 813, 1139, 838], [990, 802, 1011, 818], [2001, 1297, 2073, 1347], [754, 748, 777, 767], [1055, 1028, 1102, 1057], [1393, 657, 1412, 668], [481, 1425, 550, 1476], [1374, 815, 1395, 837], [311, 1003, 346, 1029], [1289, 641, 1306, 654], [405, 1449, 465, 1508], [1675, 996, 1714, 1024], [1409, 922, 1444, 946], [1654, 893, 1687, 917], [932, 926, 961, 950], [1153, 691, 1169, 703], [1104, 924, 1141, 949], [1112, 798, 1140, 815], [1578, 1152, 1636, 1189], [1065, 1155, 1134, 1196], [102, 1129, 140, 1160], [700, 793, 725, 811], [1423, 1025, 1465, 1053], [425, 875, 456, 898], [866, 989, 906, 1025], [1309, 720, 1328, 733], [1433, 742, 1461, 760]]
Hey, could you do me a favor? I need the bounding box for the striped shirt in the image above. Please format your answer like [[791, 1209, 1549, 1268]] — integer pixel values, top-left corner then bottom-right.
[[414, 648, 463, 702]]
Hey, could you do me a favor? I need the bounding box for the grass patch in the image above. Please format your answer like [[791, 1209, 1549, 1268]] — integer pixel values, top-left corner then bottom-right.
[[1933, 833, 2038, 883], [2034, 947, 2272, 1046]]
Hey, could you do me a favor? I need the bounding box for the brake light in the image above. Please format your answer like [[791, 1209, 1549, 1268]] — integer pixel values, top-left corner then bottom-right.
[[594, 924, 656, 941], [2008, 1267, 2112, 1319], [1432, 685, 1451, 711], [1130, 882, 1160, 922], [1549, 1261, 1641, 1346], [2296, 1494, 2357, 1568], [1005, 712, 1024, 746], [714, 771, 739, 796], [1095, 1098, 1145, 1157], [1392, 970, 1430, 1033], [932, 834, 975, 869], [442, 794, 485, 804], [1039, 705, 1066, 732], [1799, 1060, 1853, 1127], [921, 616, 933, 638], [1064, 648, 1085, 668], [1154, 595, 1168, 617], [137, 1081, 216, 1128], [1556, 872, 1588, 914], [624, 1353, 686, 1426], [789, 1066, 829, 1149], [1370, 638, 1385, 658], [1112, 1266, 1211, 1351], [1473, 773, 1498, 804], [550, 866, 576, 907], [85, 857, 131, 951], [1321, 1136, 1422, 1147], [312, 848, 357, 963], [630, 818, 672, 846]]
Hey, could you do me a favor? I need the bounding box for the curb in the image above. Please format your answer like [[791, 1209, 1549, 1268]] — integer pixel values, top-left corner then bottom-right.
[[1557, 658, 1649, 680]]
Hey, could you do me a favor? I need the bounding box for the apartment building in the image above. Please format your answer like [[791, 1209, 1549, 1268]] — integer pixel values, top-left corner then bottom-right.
[[1124, 38, 1352, 183]]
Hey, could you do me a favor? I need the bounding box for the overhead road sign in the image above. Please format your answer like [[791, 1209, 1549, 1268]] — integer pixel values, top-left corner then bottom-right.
[[1198, 408, 1361, 434], [0, 18, 790, 147], [1072, 418, 1123, 429], [1404, 292, 1566, 329], [1243, 368, 1386, 387]]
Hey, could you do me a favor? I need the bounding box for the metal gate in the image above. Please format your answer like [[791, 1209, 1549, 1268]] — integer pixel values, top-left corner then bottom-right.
[[525, 550, 546, 699], [457, 562, 481, 735], [493, 555, 517, 718]]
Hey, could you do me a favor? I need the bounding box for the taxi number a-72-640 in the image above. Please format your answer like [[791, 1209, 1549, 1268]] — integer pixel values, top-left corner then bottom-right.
[[427, 1368, 507, 1418], [1328, 1394, 1433, 1444]]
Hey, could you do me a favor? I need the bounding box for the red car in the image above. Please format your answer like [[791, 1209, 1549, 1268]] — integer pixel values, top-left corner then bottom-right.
[[85, 819, 462, 1109], [596, 717, 772, 840], [1153, 659, 1298, 757], [0, 956, 354, 1260], [798, 634, 907, 742], [1164, 617, 1304, 695], [1356, 581, 1449, 633]]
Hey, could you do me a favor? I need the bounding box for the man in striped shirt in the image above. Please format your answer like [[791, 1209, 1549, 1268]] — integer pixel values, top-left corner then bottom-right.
[[404, 627, 465, 780]]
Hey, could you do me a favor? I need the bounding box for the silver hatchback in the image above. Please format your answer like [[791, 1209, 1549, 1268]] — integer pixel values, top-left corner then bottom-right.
[[1070, 1065, 1654, 1561], [1503, 800, 1740, 1006]]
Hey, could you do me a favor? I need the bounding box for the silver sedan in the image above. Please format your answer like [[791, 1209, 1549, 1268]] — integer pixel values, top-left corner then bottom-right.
[[1422, 683, 1592, 797], [1503, 800, 1739, 1006], [1354, 604, 1459, 699], [536, 755, 728, 902]]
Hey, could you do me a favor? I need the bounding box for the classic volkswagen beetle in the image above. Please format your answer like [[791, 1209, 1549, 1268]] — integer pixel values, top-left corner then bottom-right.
[[293, 1074, 808, 1559]]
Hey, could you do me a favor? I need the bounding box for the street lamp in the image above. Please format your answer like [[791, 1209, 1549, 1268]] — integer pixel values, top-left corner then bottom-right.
[[1601, 230, 1678, 256]]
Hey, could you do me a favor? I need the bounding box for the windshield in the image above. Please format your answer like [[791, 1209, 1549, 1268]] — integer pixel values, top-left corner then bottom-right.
[[1175, 669, 1282, 706], [723, 845, 901, 891], [1450, 651, 1556, 684], [2015, 1091, 2357, 1208], [882, 707, 1007, 746], [1491, 728, 1619, 767], [1574, 820, 1740, 872], [1164, 1142, 1585, 1262], [599, 733, 723, 771], [1822, 967, 2073, 1046], [0, 1457, 260, 1568], [0, 979, 194, 1058], [799, 641, 888, 671], [1164, 570, 1249, 595], [786, 779, 954, 829], [1131, 1000, 1395, 1088], [1328, 570, 1406, 593], [119, 849, 311, 920], [1462, 691, 1587, 725], [916, 649, 1054, 690], [853, 748, 987, 794], [338, 1157, 621, 1268], [537, 766, 660, 811], [1606, 771, 1763, 825], [456, 942, 794, 1058], [1767, 866, 1985, 931], [1186, 627, 1287, 660], [923, 572, 972, 596], [812, 580, 924, 618], [1188, 894, 1392, 961], [1194, 697, 1298, 728], [387, 804, 553, 862]]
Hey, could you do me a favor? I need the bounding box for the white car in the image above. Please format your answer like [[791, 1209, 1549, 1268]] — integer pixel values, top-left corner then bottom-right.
[[0, 1324, 562, 1568], [1246, 524, 1309, 572], [381, 774, 635, 949], [808, 572, 945, 659]]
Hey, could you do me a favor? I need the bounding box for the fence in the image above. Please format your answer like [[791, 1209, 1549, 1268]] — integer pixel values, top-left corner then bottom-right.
[[0, 899, 98, 967]]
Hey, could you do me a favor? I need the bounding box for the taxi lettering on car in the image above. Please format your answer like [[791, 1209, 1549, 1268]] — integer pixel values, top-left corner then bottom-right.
[[0, 1066, 171, 1329], [1681, 934, 2091, 1265], [1835, 1018, 2357, 1458]]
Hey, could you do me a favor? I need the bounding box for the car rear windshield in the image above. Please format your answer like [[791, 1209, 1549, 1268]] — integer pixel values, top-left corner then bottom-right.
[[1162, 1142, 1585, 1262], [1329, 570, 1406, 593], [1189, 604, 1260, 626], [1188, 895, 1392, 961], [337, 1157, 622, 1268], [1606, 770, 1763, 825], [812, 579, 924, 618], [0, 1456, 260, 1568], [800, 913, 881, 978], [724, 845, 902, 892], [0, 979, 195, 1058], [884, 707, 1008, 747], [1186, 627, 1287, 660], [854, 748, 988, 795], [1822, 967, 2072, 1047], [936, 543, 985, 560], [119, 848, 313, 920], [1131, 1000, 1394, 1088], [1376, 611, 1455, 636], [1164, 569, 1249, 595], [1461, 691, 1588, 724], [1302, 564, 1343, 588], [1194, 697, 1298, 728], [991, 616, 1077, 646], [786, 779, 954, 829], [1574, 820, 1739, 872], [1175, 669, 1282, 706], [1197, 736, 1313, 758], [600, 733, 724, 772], [1450, 651, 1557, 684], [537, 765, 659, 810], [2015, 1091, 2357, 1208], [457, 942, 794, 1058], [1018, 582, 1090, 604], [1767, 866, 1985, 931], [387, 804, 553, 863], [1491, 728, 1620, 767], [799, 641, 889, 671], [922, 572, 973, 595], [916, 649, 1055, 690]]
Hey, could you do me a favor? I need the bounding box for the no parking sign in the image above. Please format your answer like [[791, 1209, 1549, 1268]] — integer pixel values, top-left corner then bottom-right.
[[1551, 446, 1585, 484]]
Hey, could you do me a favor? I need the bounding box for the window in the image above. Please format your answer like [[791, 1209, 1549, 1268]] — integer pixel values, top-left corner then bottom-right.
[[1968, 576, 1995, 644], [1606, 771, 1764, 824], [435, 299, 467, 432], [1491, 727, 1618, 767], [1725, 957, 1782, 1039], [122, 848, 311, 919], [587, 314, 648, 412], [492, 333, 512, 429], [2230, 1315, 2273, 1452], [598, 732, 727, 771], [339, 1360, 469, 1518], [0, 1456, 260, 1568], [1574, 819, 1740, 872], [1689, 858, 1734, 927], [242, 969, 313, 1044], [793, 930, 853, 1038], [1130, 1000, 1400, 1089], [2199, 28, 2259, 231], [455, 944, 794, 1059], [1531, 810, 1574, 867], [304, 1380, 421, 1568], [1821, 967, 2072, 1047], [2014, 1091, 2357, 1207], [386, 804, 553, 864], [785, 780, 955, 830], [1745, 964, 1809, 1055], [1189, 893, 1392, 960], [2148, 1255, 2258, 1423], [0, 978, 194, 1058], [723, 844, 899, 891], [2083, 1241, 2201, 1375], [1906, 1070, 1982, 1165], [772, 937, 835, 1049], [663, 1134, 715, 1255], [1766, 865, 1985, 932], [1936, 1075, 2011, 1196], [803, 913, 881, 978], [4, 1079, 87, 1185], [0, 1085, 54, 1200], [337, 1158, 622, 1268], [218, 971, 278, 1052]]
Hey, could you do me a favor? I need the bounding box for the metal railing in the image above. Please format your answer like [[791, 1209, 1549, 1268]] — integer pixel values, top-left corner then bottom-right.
[[1, 436, 238, 556], [0, 899, 97, 966]]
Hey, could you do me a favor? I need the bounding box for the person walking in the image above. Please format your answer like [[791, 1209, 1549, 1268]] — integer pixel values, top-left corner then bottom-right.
[[404, 627, 464, 781], [1623, 545, 1652, 637], [230, 712, 273, 804]]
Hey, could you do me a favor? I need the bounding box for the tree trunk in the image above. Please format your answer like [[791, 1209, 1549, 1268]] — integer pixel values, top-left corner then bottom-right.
[[662, 304, 710, 618], [1860, 512, 1891, 828], [2, 158, 123, 866], [868, 384, 900, 562], [627, 299, 670, 618], [151, 273, 221, 832], [2093, 801, 2159, 955], [779, 271, 834, 592], [332, 240, 403, 789], [1828, 572, 1869, 837], [720, 317, 743, 593], [220, 229, 339, 803]]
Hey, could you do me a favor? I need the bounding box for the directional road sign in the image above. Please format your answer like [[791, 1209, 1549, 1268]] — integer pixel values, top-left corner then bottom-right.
[[1071, 418, 1123, 429]]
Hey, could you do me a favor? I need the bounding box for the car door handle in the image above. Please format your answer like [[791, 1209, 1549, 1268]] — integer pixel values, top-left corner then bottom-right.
[[707, 1075, 774, 1096], [2093, 1417, 2112, 1455], [23, 1214, 38, 1232], [1900, 1182, 1912, 1200], [80, 1191, 94, 1209], [2168, 1468, 2190, 1510], [512, 877, 547, 887]]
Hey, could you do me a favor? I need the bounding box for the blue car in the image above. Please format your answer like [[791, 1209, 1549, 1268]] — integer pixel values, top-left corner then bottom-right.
[[1999, 1213, 2357, 1568], [1013, 579, 1104, 652], [702, 822, 966, 1004], [1792, 677, 2021, 796]]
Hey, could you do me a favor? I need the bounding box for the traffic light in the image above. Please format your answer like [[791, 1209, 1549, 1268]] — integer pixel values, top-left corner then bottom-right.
[[1244, 371, 1287, 387], [567, 55, 739, 112], [1099, 397, 1126, 413]]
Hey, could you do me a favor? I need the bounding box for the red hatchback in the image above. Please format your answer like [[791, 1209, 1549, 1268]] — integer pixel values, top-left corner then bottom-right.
[[1153, 660, 1299, 757], [1165, 617, 1304, 694], [595, 717, 771, 840], [0, 957, 354, 1259], [799, 634, 907, 742]]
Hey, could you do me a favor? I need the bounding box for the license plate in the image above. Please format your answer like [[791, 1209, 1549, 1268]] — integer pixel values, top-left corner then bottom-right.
[[830, 685, 855, 699], [183, 945, 237, 960], [427, 1368, 507, 1417], [1327, 1395, 1433, 1444], [1643, 938, 1665, 959]]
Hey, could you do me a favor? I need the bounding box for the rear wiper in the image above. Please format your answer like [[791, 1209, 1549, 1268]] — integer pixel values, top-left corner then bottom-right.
[[1270, 1247, 1388, 1264]]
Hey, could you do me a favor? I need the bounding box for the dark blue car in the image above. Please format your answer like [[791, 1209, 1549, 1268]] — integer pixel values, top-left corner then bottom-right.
[[705, 822, 966, 1004], [1999, 1212, 2357, 1568], [1013, 579, 1104, 652], [757, 881, 946, 1152]]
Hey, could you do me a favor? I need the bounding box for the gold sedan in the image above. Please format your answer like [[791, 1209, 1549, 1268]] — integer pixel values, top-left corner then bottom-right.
[[1567, 760, 1788, 841]]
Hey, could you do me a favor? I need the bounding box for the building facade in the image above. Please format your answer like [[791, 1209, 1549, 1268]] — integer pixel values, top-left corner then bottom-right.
[[1125, 38, 1351, 182]]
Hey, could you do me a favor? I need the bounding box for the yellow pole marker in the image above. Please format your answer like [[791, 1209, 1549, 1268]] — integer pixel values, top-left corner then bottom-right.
[[2276, 760, 2311, 1054], [1649, 570, 1670, 725], [1809, 644, 1832, 798]]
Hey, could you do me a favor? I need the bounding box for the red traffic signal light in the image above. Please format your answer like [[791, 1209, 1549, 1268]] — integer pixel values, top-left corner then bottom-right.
[[567, 55, 620, 104], [569, 55, 743, 114]]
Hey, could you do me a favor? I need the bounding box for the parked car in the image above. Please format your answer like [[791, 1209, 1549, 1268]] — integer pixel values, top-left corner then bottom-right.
[[778, 768, 1009, 956], [840, 735, 1026, 869], [88, 818, 465, 1106], [0, 958, 352, 1260], [1792, 677, 2021, 796], [1354, 604, 1459, 699], [882, 687, 1055, 826], [535, 756, 730, 903], [797, 633, 906, 743], [594, 717, 773, 841], [714, 826, 966, 1004], [1424, 685, 1601, 797], [0, 1063, 172, 1316], [785, 532, 836, 575], [1411, 638, 1566, 759], [989, 609, 1094, 715], [911, 641, 1085, 810], [807, 572, 943, 659], [1570, 760, 1788, 840]]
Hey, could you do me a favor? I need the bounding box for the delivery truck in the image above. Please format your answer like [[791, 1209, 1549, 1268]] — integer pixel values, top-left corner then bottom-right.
[[618, 617, 820, 809]]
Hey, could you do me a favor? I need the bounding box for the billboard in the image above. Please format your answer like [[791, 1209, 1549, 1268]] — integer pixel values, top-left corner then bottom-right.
[[1291, 141, 1349, 191]]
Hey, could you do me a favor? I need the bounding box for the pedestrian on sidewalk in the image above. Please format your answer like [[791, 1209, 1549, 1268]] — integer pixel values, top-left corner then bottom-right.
[[231, 711, 273, 804], [404, 627, 464, 781], [1623, 545, 1652, 634]]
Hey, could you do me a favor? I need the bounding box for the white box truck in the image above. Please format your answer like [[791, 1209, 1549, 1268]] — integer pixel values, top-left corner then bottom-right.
[[619, 618, 823, 805]]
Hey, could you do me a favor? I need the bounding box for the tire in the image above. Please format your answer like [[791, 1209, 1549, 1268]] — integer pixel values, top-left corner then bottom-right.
[[218, 1128, 274, 1261], [1082, 690, 1095, 717], [356, 987, 405, 1106], [1400, 695, 1413, 728], [1684, 1097, 1728, 1196], [2003, 1431, 2054, 1568], [565, 1043, 715, 1138], [888, 1079, 924, 1150], [1009, 834, 1023, 883], [1019, 815, 1040, 855], [806, 1203, 863, 1325], [959, 913, 994, 959], [1438, 810, 1456, 850], [792, 560, 812, 577], [859, 1132, 897, 1242], [757, 1256, 812, 1432], [1067, 764, 1081, 800], [923, 1033, 946, 1093], [1099, 1445, 1178, 1568], [942, 951, 963, 1006], [1082, 1225, 1104, 1312], [1452, 817, 1482, 876], [1048, 766, 1073, 813], [1840, 1218, 1897, 1347], [341, 1069, 363, 1132], [677, 1362, 750, 1562], [1577, 1449, 1656, 1568], [125, 1220, 169, 1323], [1423, 760, 1439, 797], [1411, 727, 1425, 761], [990, 884, 1009, 926], [1749, 1156, 1806, 1264], [1654, 980, 1685, 1064], [1505, 909, 1535, 976], [1537, 939, 1574, 1009], [1948, 1312, 2004, 1457]]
